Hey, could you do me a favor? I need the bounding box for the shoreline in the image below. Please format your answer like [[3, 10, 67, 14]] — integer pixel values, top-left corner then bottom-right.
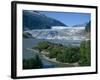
[[26, 48, 79, 67]]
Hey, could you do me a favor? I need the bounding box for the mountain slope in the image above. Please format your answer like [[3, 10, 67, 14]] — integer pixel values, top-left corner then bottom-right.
[[23, 11, 67, 30]]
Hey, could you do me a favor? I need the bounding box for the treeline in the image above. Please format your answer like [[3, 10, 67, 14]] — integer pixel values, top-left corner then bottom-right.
[[85, 21, 91, 32], [79, 40, 91, 66], [23, 55, 43, 69], [32, 40, 91, 66], [33, 41, 80, 63]]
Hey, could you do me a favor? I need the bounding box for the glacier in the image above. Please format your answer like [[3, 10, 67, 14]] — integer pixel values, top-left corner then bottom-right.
[[24, 26, 89, 41]]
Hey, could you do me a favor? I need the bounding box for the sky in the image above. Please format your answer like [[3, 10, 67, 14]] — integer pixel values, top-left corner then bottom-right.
[[40, 11, 91, 27]]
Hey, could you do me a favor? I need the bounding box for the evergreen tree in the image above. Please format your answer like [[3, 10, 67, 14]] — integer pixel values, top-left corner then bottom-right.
[[85, 21, 91, 32], [79, 40, 91, 66], [35, 55, 43, 68], [23, 55, 43, 69]]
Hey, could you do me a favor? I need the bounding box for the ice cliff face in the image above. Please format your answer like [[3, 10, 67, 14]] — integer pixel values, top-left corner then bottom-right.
[[24, 26, 88, 40]]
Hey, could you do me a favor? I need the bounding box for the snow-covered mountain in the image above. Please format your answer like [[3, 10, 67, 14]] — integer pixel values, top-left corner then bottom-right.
[[24, 26, 89, 40], [72, 23, 87, 27]]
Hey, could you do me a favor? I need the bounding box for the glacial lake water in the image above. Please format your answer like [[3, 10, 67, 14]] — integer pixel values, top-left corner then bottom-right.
[[23, 38, 81, 68]]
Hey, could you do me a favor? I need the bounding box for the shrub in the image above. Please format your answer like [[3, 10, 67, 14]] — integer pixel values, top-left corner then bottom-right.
[[32, 41, 49, 52], [23, 55, 43, 69], [56, 47, 80, 63], [79, 40, 91, 66], [47, 44, 62, 58]]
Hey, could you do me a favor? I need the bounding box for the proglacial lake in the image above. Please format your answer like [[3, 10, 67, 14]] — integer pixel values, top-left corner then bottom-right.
[[23, 38, 81, 68]]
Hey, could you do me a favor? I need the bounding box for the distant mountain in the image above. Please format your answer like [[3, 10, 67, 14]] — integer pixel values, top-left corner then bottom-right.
[[72, 21, 91, 33], [23, 11, 90, 40], [23, 11, 67, 30], [72, 23, 87, 27]]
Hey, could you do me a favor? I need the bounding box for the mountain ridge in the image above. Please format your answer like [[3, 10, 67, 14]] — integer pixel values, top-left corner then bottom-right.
[[23, 11, 67, 30]]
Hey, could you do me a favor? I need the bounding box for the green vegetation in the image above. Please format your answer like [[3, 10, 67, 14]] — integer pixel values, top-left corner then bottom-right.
[[56, 47, 80, 63], [33, 41, 49, 52], [79, 40, 91, 66], [32, 40, 91, 66], [33, 41, 80, 63], [23, 55, 43, 69], [48, 47, 61, 58]]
